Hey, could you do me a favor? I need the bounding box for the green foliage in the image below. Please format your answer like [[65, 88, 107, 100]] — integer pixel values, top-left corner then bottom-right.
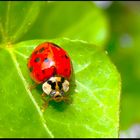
[[0, 1, 120, 138], [106, 2, 140, 130], [21, 1, 109, 48], [0, 38, 120, 137], [0, 1, 42, 43]]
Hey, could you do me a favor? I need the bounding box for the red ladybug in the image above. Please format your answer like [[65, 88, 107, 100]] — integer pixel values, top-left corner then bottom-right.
[[27, 42, 72, 107]]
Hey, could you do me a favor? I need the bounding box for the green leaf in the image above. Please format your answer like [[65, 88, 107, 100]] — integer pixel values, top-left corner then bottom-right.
[[0, 1, 43, 43], [21, 1, 109, 48], [0, 38, 120, 138]]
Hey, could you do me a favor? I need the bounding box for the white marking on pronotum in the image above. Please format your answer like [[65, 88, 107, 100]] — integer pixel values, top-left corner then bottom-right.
[[62, 80, 69, 92], [42, 81, 52, 95]]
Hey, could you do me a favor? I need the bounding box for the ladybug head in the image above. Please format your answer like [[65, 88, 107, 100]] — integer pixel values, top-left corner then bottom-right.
[[42, 76, 69, 102]]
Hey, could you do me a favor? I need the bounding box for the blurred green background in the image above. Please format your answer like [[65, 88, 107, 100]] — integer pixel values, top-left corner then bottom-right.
[[97, 1, 140, 137]]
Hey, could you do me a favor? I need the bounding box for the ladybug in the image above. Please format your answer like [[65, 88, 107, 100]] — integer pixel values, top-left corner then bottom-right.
[[27, 42, 72, 110]]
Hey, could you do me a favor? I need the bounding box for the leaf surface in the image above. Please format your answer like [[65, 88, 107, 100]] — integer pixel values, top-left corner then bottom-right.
[[0, 38, 120, 137]]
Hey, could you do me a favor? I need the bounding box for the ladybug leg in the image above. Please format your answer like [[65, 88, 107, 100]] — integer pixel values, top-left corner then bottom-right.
[[41, 93, 47, 102], [41, 93, 52, 112], [28, 83, 38, 91], [63, 97, 72, 104], [63, 93, 72, 104]]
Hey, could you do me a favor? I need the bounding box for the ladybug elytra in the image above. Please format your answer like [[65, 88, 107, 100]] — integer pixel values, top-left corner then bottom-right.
[[27, 42, 72, 109]]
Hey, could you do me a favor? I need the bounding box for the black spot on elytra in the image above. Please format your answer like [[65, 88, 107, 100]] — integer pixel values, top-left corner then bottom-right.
[[39, 47, 45, 53], [29, 67, 33, 72], [65, 54, 69, 59], [34, 57, 40, 62], [34, 51, 38, 54], [58, 82, 62, 90]]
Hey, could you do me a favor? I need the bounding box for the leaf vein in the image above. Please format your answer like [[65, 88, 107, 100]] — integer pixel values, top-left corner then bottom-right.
[[5, 1, 11, 34], [76, 80, 104, 107], [48, 117, 106, 135], [0, 23, 6, 42], [8, 48, 54, 138], [12, 3, 40, 42], [75, 62, 91, 74], [14, 50, 28, 59]]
